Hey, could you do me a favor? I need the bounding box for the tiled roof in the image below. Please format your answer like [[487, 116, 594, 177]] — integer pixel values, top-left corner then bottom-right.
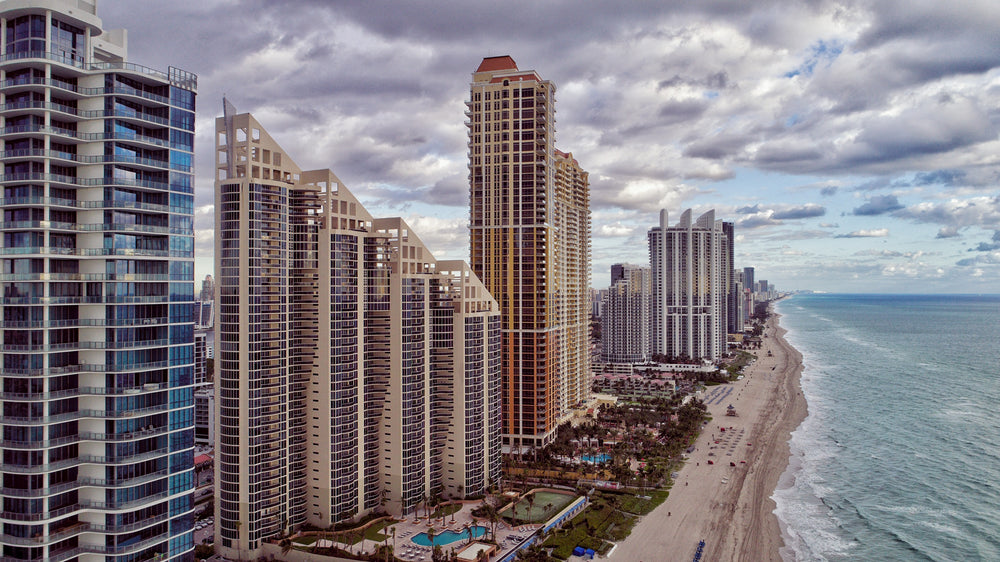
[[476, 55, 518, 72]]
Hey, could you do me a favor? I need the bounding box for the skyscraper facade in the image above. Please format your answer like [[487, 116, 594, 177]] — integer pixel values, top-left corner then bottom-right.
[[552, 149, 591, 413], [198, 274, 212, 302], [0, 1, 197, 560], [649, 209, 730, 360], [600, 264, 651, 364], [722, 221, 737, 334], [743, 267, 755, 298], [215, 110, 501, 560], [468, 56, 591, 451]]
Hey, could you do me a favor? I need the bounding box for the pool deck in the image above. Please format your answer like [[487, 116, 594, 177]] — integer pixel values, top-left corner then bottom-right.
[[332, 500, 546, 561]]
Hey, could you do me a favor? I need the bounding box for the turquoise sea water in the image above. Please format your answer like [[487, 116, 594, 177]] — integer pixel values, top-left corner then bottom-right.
[[774, 294, 1000, 561]]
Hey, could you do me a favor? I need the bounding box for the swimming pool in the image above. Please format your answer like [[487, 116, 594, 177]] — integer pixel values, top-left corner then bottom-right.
[[580, 453, 610, 463], [411, 525, 487, 546]]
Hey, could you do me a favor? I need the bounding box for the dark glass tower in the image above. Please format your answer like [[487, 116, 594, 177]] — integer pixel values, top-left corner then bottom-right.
[[0, 2, 197, 560]]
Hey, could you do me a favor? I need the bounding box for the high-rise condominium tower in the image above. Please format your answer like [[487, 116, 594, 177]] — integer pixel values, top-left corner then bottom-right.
[[601, 264, 651, 364], [468, 56, 591, 451], [649, 209, 730, 360], [722, 221, 737, 334], [0, 1, 197, 560], [215, 109, 502, 560]]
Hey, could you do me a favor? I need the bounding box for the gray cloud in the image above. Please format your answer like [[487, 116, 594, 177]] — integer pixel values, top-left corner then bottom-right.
[[969, 230, 1000, 251], [894, 196, 1000, 231], [936, 226, 960, 239], [772, 204, 826, 220], [683, 134, 753, 160], [956, 253, 1000, 267], [853, 195, 904, 216], [737, 203, 825, 222], [93, 0, 1000, 291]]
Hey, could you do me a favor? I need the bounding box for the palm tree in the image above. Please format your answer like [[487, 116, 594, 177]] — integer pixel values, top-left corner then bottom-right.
[[383, 527, 390, 562], [279, 537, 293, 558], [485, 503, 500, 542], [427, 527, 436, 550], [526, 494, 535, 523], [391, 526, 396, 556]]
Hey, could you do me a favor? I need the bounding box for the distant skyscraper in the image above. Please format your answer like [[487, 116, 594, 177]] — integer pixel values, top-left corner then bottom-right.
[[601, 264, 651, 364], [199, 273, 213, 301], [194, 386, 214, 445], [733, 274, 745, 330], [468, 56, 591, 451], [722, 221, 738, 334], [194, 299, 213, 328], [0, 1, 198, 560], [649, 209, 730, 360], [194, 331, 207, 384], [743, 267, 755, 296], [215, 109, 501, 560]]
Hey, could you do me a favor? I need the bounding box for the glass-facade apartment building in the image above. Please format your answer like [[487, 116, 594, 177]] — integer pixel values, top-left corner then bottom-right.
[[0, 1, 197, 561], [215, 110, 501, 561]]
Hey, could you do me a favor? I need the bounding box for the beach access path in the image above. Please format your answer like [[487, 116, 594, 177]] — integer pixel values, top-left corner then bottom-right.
[[609, 307, 807, 562]]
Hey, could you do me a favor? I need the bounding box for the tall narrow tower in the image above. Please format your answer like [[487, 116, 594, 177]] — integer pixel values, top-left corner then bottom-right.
[[0, 1, 198, 560], [468, 56, 591, 451]]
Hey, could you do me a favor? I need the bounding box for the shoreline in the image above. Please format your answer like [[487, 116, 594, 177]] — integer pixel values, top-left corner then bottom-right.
[[610, 304, 808, 561]]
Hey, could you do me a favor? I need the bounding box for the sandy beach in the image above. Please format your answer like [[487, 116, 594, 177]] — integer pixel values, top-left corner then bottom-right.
[[610, 307, 807, 561]]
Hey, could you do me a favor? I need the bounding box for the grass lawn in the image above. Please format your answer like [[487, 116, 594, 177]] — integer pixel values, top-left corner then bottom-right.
[[540, 493, 641, 559], [501, 490, 578, 524], [431, 503, 463, 519], [293, 536, 317, 545], [618, 489, 669, 515], [543, 524, 609, 560], [363, 520, 393, 542]]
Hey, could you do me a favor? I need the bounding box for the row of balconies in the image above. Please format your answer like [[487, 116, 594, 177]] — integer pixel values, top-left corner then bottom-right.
[[0, 149, 186, 172], [0, 317, 170, 329], [0, 99, 172, 127], [0, 426, 168, 450], [1, 75, 183, 108], [0, 49, 194, 87], [1, 338, 171, 352], [0, 247, 172, 258], [0, 197, 175, 215], [0, 124, 184, 151]]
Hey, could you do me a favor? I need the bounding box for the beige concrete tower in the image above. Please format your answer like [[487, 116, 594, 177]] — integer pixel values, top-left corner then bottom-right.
[[215, 109, 501, 560], [648, 209, 730, 360], [468, 56, 591, 452], [553, 150, 591, 410]]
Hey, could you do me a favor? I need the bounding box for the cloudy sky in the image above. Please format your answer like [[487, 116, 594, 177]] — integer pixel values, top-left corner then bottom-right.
[[100, 0, 1000, 293]]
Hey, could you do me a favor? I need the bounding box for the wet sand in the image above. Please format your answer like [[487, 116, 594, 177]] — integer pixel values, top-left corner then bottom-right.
[[610, 308, 807, 561]]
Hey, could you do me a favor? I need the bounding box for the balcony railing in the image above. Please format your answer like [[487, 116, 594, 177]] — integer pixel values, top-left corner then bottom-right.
[[0, 50, 197, 91]]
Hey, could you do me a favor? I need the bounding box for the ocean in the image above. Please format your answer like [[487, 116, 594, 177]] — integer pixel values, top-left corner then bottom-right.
[[773, 294, 1000, 562]]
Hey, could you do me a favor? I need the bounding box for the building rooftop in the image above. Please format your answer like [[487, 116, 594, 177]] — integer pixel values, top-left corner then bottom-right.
[[476, 55, 518, 72]]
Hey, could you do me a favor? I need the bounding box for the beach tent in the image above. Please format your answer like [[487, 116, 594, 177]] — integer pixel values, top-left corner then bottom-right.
[[573, 546, 586, 556], [585, 548, 596, 559]]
